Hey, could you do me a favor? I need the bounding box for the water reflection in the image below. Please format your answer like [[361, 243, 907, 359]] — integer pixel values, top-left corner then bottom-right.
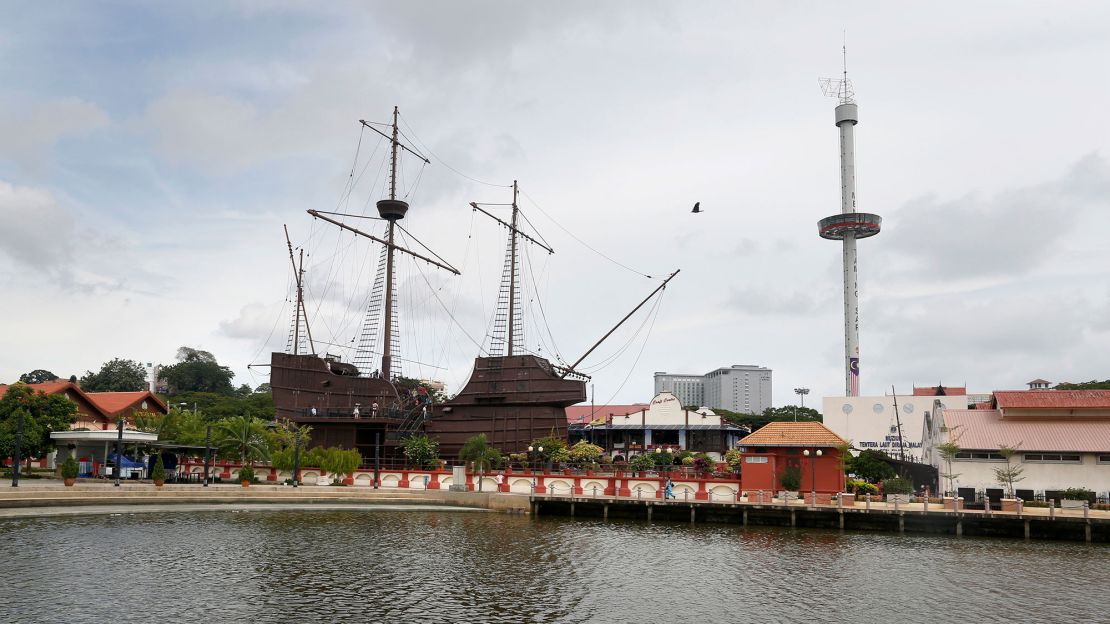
[[0, 510, 1104, 623]]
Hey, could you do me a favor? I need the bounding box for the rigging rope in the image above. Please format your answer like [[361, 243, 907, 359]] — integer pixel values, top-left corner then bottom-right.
[[520, 188, 654, 279], [398, 114, 512, 188]]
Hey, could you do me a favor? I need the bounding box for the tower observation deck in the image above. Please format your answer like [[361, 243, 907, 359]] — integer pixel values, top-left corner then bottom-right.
[[818, 68, 881, 397]]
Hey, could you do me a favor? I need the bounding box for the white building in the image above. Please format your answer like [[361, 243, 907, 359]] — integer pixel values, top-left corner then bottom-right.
[[577, 392, 748, 461], [654, 364, 772, 414], [822, 386, 969, 462], [922, 390, 1110, 498]]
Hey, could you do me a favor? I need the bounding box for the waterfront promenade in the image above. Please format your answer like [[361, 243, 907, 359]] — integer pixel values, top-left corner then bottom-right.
[[3, 480, 1107, 543]]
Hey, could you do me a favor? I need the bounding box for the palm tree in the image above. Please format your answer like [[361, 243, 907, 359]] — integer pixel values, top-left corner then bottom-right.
[[216, 415, 269, 463], [459, 434, 502, 492]]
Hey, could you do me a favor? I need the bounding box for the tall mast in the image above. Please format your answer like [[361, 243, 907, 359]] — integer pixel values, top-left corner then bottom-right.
[[382, 106, 400, 379], [470, 182, 554, 358], [507, 180, 519, 356], [285, 224, 315, 356]]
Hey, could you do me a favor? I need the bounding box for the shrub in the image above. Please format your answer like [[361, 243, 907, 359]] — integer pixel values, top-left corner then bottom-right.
[[629, 453, 657, 472], [151, 454, 166, 482], [779, 465, 801, 491], [1062, 487, 1095, 502], [882, 477, 913, 495], [692, 455, 714, 476], [237, 465, 255, 482], [847, 478, 877, 495], [400, 434, 439, 469], [568, 440, 603, 467], [60, 456, 79, 480], [724, 449, 743, 473], [652, 450, 675, 468]]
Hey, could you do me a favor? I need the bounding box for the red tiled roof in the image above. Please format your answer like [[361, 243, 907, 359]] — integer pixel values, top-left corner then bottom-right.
[[993, 390, 1110, 410], [0, 380, 81, 399], [85, 391, 167, 416], [942, 409, 1110, 453], [912, 385, 966, 396], [566, 404, 649, 424], [738, 421, 848, 448]]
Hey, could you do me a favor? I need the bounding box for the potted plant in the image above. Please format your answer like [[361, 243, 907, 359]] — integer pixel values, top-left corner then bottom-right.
[[779, 465, 801, 501], [883, 477, 914, 503], [238, 465, 255, 487], [60, 456, 79, 487], [151, 453, 166, 487], [1061, 487, 1094, 509]]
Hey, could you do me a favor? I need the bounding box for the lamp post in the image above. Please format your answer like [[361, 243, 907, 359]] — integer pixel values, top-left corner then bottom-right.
[[203, 423, 212, 487], [292, 429, 301, 488], [373, 431, 380, 489], [114, 416, 125, 487], [527, 445, 543, 472], [803, 448, 823, 505], [10, 408, 24, 487], [793, 388, 810, 421]]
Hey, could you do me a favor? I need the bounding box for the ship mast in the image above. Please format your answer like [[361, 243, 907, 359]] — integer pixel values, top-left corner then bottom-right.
[[285, 224, 315, 356], [308, 107, 460, 381], [471, 182, 554, 358]]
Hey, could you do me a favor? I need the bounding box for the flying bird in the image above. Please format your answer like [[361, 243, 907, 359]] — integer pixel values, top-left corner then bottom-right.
[[691, 202, 701, 213]]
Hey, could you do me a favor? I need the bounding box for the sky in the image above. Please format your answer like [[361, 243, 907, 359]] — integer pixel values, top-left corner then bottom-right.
[[3, 1, 1110, 411]]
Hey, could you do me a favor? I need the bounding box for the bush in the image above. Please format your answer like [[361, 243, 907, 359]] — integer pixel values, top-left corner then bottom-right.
[[653, 450, 675, 468], [629, 453, 657, 472], [882, 477, 913, 495], [847, 478, 877, 495], [724, 449, 743, 473], [401, 434, 440, 469], [568, 441, 604, 467], [1062, 487, 1095, 502], [151, 454, 166, 482], [237, 465, 255, 482], [60, 456, 79, 480], [780, 466, 801, 491], [692, 455, 714, 476]]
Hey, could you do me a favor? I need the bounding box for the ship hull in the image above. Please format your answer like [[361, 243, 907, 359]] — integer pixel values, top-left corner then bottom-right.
[[428, 355, 586, 458]]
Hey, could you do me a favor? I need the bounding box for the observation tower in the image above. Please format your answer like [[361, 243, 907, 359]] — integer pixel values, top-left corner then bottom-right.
[[818, 52, 881, 397]]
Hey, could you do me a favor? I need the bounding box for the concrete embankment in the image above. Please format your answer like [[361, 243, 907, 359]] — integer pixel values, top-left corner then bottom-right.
[[531, 495, 1110, 544], [0, 482, 531, 518]]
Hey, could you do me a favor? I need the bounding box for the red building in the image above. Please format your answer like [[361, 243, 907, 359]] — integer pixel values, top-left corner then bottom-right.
[[737, 422, 847, 494]]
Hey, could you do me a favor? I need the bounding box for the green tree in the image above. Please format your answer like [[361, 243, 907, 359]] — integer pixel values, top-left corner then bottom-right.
[[1054, 379, 1110, 390], [716, 405, 822, 433], [215, 415, 269, 462], [0, 384, 78, 460], [400, 434, 440, 469], [321, 447, 362, 484], [18, 369, 59, 384], [160, 347, 235, 396], [851, 449, 897, 483], [254, 383, 272, 394], [459, 434, 503, 472], [992, 445, 1025, 498], [80, 358, 147, 392], [935, 439, 962, 495], [779, 465, 802, 491], [568, 440, 604, 467]]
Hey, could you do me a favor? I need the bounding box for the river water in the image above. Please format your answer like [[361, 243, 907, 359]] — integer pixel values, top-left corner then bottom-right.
[[1, 508, 1105, 623]]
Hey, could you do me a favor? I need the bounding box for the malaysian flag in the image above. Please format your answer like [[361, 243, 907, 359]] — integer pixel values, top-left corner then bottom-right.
[[849, 357, 860, 396]]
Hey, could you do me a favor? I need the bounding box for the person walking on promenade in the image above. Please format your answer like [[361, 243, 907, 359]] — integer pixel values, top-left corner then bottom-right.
[[665, 478, 675, 500], [495, 472, 504, 493]]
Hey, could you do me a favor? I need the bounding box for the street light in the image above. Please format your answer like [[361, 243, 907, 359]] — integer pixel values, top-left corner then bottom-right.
[[793, 388, 810, 421], [803, 448, 823, 506], [114, 415, 126, 487], [527, 445, 543, 472], [10, 408, 24, 487]]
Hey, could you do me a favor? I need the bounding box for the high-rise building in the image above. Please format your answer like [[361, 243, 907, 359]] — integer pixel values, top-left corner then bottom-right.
[[654, 365, 772, 414]]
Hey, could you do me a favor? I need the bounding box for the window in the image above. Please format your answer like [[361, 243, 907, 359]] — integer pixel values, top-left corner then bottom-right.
[[745, 456, 768, 464], [1024, 453, 1081, 463], [1098, 455, 1110, 464], [954, 451, 1005, 461]]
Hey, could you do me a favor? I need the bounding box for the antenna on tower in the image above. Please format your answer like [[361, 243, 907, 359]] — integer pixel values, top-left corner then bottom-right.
[[819, 36, 855, 104]]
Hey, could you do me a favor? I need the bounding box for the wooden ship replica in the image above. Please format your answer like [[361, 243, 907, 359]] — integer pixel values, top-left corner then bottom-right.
[[270, 107, 677, 462]]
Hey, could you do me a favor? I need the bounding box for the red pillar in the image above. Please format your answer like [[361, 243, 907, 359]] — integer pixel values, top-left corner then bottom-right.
[[695, 478, 709, 501]]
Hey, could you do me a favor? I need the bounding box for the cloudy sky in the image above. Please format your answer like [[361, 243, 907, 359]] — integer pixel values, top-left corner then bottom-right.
[[3, 1, 1110, 409]]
